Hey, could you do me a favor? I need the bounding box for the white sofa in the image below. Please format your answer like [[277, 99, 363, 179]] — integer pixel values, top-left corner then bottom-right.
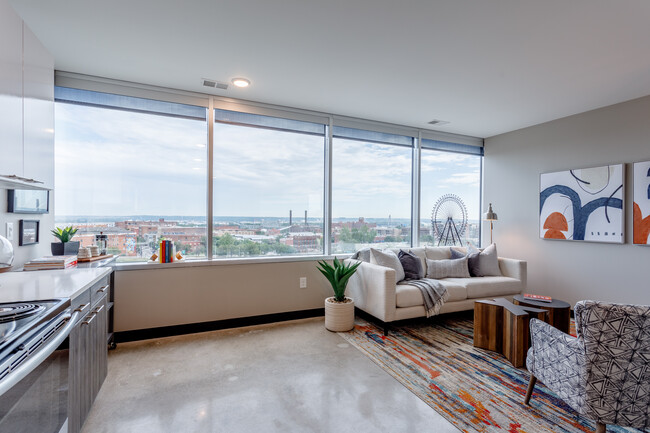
[[345, 246, 526, 333]]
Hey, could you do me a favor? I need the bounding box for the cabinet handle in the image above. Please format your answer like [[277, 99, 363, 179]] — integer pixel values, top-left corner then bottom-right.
[[74, 303, 89, 313], [82, 313, 96, 326], [93, 305, 105, 314], [97, 285, 109, 293]]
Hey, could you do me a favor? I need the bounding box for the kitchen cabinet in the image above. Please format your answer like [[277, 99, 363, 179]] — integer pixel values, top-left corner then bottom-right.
[[0, 0, 54, 187], [23, 25, 54, 189], [68, 275, 110, 433], [0, 1, 24, 177]]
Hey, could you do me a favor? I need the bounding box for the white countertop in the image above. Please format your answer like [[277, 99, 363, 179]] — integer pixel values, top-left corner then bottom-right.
[[0, 268, 112, 303]]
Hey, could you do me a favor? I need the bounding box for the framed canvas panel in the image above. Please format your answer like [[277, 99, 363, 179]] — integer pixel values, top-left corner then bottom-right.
[[633, 160, 650, 245], [540, 164, 624, 243], [19, 220, 40, 246], [7, 189, 49, 213]]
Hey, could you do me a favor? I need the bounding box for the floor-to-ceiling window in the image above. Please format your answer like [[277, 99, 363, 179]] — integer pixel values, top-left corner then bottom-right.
[[419, 139, 483, 247], [55, 87, 208, 262], [212, 109, 326, 257], [331, 127, 413, 253], [54, 80, 484, 264]]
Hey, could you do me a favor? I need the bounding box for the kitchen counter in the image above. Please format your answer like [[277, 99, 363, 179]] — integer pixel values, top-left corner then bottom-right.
[[0, 267, 112, 303]]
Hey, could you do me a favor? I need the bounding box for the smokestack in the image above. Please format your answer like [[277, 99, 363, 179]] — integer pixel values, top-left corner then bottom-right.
[[289, 210, 292, 226], [304, 210, 307, 226]]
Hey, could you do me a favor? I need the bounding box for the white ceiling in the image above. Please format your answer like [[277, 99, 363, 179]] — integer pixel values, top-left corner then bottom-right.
[[11, 0, 650, 138]]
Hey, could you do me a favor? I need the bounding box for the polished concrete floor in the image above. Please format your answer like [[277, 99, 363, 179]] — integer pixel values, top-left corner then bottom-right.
[[81, 317, 459, 433]]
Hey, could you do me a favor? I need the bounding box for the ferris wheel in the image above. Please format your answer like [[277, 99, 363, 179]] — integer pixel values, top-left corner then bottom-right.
[[431, 194, 468, 246]]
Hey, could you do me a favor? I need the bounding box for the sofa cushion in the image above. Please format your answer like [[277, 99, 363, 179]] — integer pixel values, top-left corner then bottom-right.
[[426, 257, 470, 279], [370, 248, 405, 283], [424, 246, 451, 261], [444, 276, 522, 298], [396, 280, 468, 307], [398, 250, 424, 280]]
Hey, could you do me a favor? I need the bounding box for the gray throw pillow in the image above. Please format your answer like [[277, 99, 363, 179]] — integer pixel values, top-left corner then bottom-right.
[[398, 250, 424, 280], [469, 243, 501, 277], [426, 257, 470, 279], [352, 247, 371, 262], [450, 248, 465, 260], [370, 248, 405, 283]]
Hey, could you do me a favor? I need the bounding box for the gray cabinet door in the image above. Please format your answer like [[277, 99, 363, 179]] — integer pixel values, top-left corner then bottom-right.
[[68, 289, 109, 433]]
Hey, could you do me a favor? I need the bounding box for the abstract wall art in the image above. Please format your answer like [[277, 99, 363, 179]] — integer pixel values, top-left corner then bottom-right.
[[633, 160, 650, 245], [540, 164, 624, 243]]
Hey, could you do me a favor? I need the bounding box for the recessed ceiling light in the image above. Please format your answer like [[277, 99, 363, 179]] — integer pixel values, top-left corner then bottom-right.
[[231, 78, 251, 88]]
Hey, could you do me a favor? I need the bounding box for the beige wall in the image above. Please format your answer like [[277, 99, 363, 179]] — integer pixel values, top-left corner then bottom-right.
[[484, 95, 650, 306], [114, 260, 332, 332]]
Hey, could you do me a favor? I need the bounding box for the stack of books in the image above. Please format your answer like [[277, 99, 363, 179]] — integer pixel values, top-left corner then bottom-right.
[[24, 255, 78, 271], [523, 293, 552, 302], [159, 240, 174, 263]]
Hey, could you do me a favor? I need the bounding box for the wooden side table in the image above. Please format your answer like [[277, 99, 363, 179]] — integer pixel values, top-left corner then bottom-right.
[[474, 298, 548, 368], [513, 295, 571, 334]]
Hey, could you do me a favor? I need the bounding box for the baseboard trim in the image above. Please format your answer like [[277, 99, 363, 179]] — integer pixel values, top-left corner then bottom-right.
[[115, 308, 325, 343]]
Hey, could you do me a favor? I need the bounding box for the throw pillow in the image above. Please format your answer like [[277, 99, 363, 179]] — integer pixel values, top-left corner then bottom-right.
[[464, 244, 481, 277], [450, 248, 465, 260], [370, 248, 405, 283], [426, 257, 471, 279], [478, 243, 501, 276], [350, 247, 371, 262], [398, 250, 424, 280]]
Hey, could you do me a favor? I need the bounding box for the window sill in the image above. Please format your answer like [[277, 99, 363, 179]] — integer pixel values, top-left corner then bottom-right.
[[113, 254, 353, 272]]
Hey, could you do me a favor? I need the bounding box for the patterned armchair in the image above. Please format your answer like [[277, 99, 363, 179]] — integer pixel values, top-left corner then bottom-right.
[[525, 300, 650, 433]]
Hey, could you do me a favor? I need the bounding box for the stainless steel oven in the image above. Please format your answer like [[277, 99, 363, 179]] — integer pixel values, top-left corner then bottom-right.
[[0, 299, 78, 433]]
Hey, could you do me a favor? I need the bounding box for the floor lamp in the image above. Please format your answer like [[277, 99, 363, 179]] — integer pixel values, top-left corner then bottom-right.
[[483, 203, 498, 244]]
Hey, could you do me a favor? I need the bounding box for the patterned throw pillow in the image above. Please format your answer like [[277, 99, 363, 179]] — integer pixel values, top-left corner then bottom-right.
[[426, 257, 470, 279], [451, 246, 481, 277], [370, 248, 405, 283], [398, 250, 424, 280]]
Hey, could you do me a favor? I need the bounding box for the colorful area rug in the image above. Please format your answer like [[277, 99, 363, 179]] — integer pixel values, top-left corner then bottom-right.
[[339, 315, 644, 433]]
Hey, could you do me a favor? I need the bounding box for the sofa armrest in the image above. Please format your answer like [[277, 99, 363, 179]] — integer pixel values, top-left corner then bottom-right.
[[498, 257, 527, 288], [344, 259, 397, 323]]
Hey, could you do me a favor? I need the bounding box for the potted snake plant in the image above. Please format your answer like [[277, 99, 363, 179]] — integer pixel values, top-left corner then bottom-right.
[[50, 226, 80, 256], [317, 257, 361, 332]]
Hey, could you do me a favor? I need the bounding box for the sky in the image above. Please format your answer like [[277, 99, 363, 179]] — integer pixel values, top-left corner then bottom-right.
[[55, 103, 481, 220]]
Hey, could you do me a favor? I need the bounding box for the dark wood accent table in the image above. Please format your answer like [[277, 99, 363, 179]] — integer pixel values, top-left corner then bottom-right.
[[474, 298, 548, 368], [513, 295, 571, 334]]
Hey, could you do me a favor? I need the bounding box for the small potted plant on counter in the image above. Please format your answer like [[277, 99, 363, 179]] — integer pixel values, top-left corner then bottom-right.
[[317, 257, 361, 332], [50, 226, 80, 256]]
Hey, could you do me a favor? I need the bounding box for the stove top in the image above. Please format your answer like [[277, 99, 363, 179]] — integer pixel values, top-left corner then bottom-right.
[[0, 299, 70, 357], [0, 303, 45, 323]]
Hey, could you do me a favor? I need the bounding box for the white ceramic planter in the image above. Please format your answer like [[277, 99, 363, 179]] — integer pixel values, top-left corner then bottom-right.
[[325, 297, 355, 332]]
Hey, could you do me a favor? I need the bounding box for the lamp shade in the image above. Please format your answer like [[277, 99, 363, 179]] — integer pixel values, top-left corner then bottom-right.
[[483, 203, 498, 221]]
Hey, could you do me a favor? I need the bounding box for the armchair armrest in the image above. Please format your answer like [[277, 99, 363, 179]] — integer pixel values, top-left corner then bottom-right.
[[344, 259, 397, 323], [527, 319, 587, 412], [498, 257, 527, 288]]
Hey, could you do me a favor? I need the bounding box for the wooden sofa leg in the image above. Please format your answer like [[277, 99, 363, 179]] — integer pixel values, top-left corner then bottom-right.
[[383, 325, 389, 336], [595, 422, 606, 433], [524, 375, 537, 405]]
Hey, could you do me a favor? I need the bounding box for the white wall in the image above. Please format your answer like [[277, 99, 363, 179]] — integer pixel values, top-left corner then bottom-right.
[[0, 0, 55, 268], [484, 95, 650, 306]]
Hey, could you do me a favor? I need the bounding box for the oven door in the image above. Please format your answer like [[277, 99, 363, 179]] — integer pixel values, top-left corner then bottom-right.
[[0, 311, 78, 433]]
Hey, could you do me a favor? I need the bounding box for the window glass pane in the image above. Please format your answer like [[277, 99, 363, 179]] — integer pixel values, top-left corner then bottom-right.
[[419, 149, 482, 248], [332, 138, 412, 253], [55, 96, 208, 262], [213, 112, 325, 257]]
